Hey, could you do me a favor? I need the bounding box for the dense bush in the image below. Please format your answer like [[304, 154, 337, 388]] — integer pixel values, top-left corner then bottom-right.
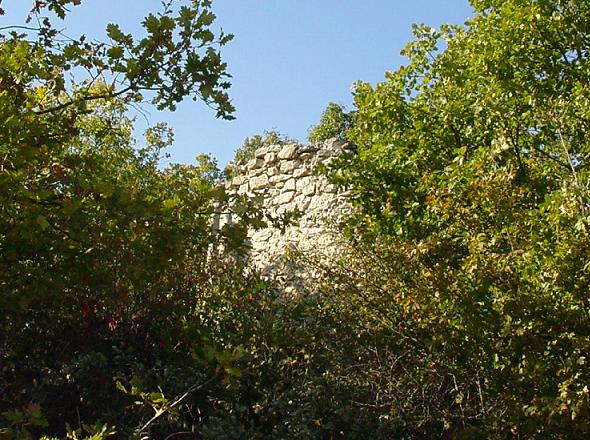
[[307, 103, 352, 144], [0, 1, 245, 438]]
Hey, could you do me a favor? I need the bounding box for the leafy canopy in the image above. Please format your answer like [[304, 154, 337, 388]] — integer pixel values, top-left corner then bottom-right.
[[1, 0, 235, 116], [321, 0, 590, 436], [0, 1, 253, 438], [3, 0, 590, 438]]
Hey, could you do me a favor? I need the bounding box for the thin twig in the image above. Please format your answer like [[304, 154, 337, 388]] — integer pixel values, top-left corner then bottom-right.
[[0, 25, 42, 32], [557, 128, 586, 211], [135, 374, 217, 436]]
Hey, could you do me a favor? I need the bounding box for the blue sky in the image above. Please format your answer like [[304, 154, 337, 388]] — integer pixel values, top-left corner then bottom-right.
[[5, 1, 474, 166]]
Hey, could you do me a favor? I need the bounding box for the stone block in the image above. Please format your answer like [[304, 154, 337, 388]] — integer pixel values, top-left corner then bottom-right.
[[230, 175, 246, 187], [296, 198, 311, 211], [252, 229, 273, 242], [255, 147, 269, 158], [278, 144, 298, 159], [324, 138, 343, 150], [317, 148, 334, 158], [299, 145, 318, 153], [273, 191, 294, 205], [247, 158, 264, 169], [293, 167, 311, 178], [283, 178, 296, 191], [299, 176, 315, 195], [309, 196, 331, 211], [276, 202, 299, 215], [270, 173, 290, 183], [280, 161, 296, 173], [237, 183, 249, 195], [250, 174, 269, 190], [301, 227, 323, 236]]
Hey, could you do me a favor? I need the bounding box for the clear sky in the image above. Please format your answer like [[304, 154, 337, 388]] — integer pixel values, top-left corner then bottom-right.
[[4, 1, 474, 166]]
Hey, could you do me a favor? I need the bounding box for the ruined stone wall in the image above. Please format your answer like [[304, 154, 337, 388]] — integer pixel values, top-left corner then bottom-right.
[[222, 139, 352, 291]]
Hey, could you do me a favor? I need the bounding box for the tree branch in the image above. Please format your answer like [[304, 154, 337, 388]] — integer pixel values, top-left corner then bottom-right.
[[135, 374, 218, 437], [33, 85, 134, 115]]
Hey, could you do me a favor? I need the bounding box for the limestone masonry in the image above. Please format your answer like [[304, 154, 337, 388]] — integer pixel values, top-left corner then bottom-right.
[[219, 139, 353, 290]]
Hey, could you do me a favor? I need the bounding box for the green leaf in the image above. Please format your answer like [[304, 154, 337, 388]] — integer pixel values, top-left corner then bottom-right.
[[106, 23, 125, 41], [107, 46, 124, 60], [162, 196, 181, 209], [36, 215, 50, 231]]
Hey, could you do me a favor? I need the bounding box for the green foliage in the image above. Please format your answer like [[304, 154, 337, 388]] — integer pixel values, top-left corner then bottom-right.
[[0, 3, 321, 439], [307, 102, 353, 143], [3, 0, 590, 438], [0, 86, 239, 436], [2, 0, 234, 117], [320, 0, 590, 436], [39, 423, 117, 440], [0, 2, 248, 438]]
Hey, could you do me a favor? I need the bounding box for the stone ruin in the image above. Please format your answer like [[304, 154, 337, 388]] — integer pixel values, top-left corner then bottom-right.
[[216, 139, 353, 293]]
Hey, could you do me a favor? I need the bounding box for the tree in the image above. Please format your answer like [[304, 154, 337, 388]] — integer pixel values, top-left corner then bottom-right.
[[307, 102, 352, 144], [320, 0, 590, 436], [1, 0, 235, 116], [0, 2, 249, 438]]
